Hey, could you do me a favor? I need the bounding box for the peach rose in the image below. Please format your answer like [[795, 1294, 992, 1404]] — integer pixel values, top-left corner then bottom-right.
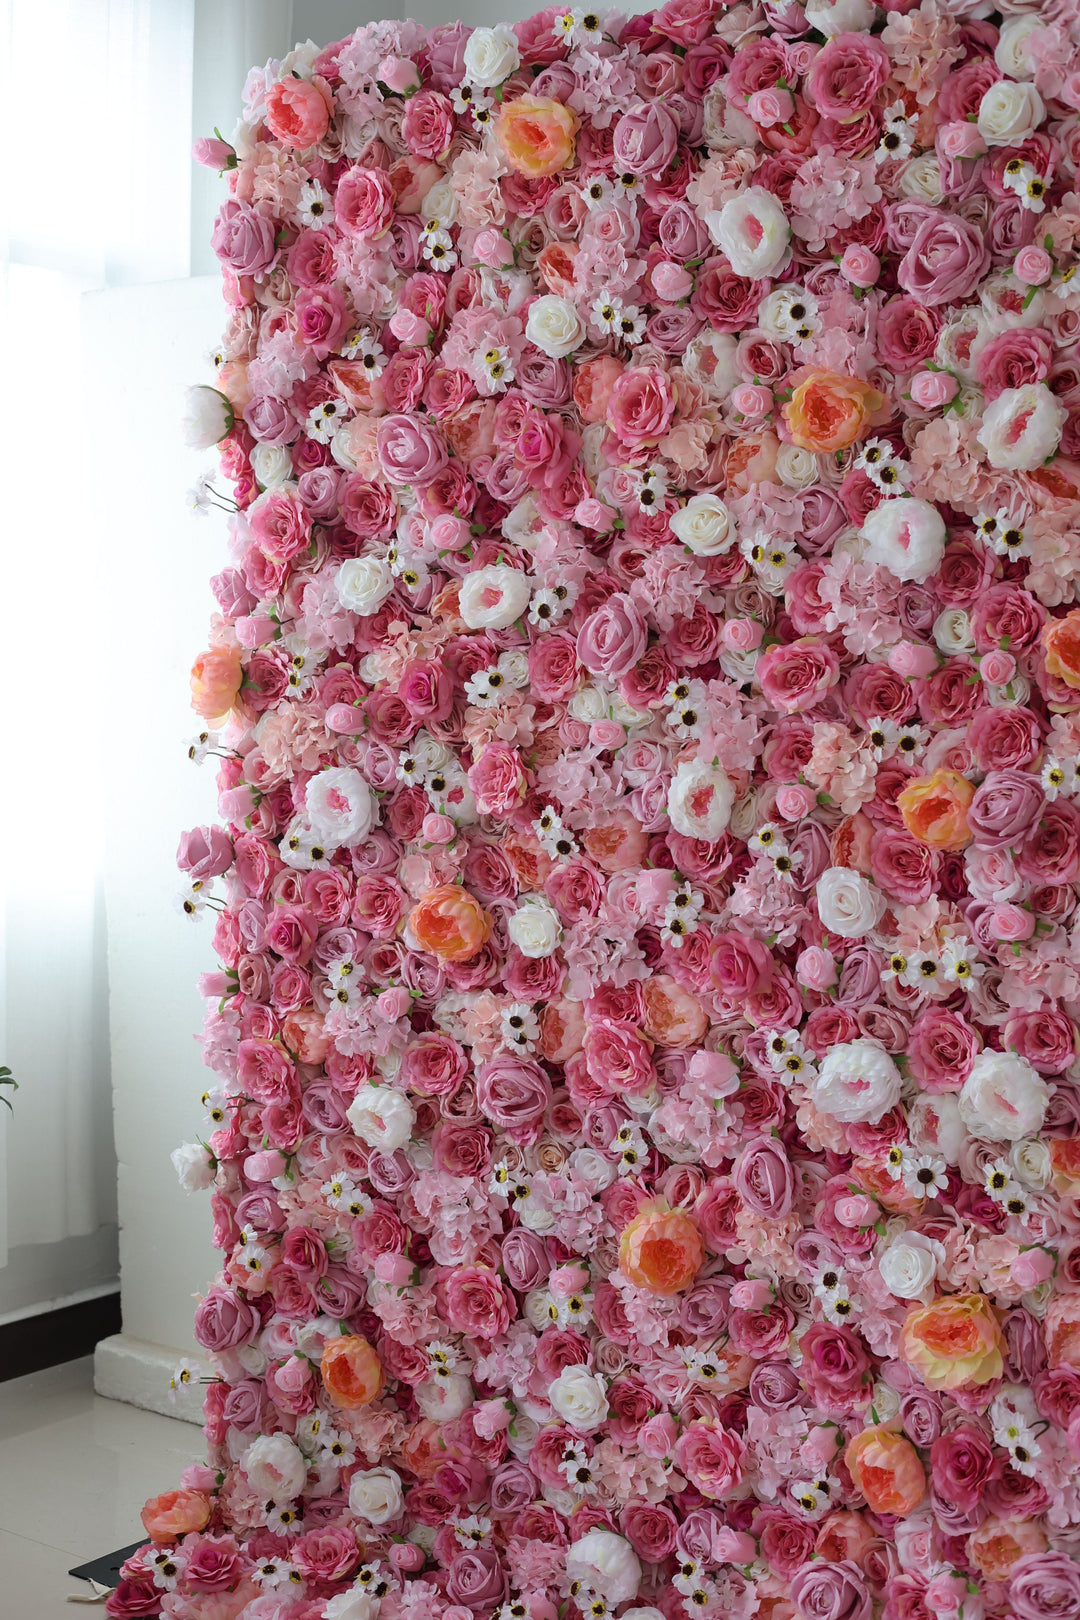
[[321, 1334, 384, 1409], [581, 807, 650, 873], [845, 1426, 926, 1516], [265, 76, 331, 149], [619, 1201, 704, 1296], [642, 973, 708, 1047], [1044, 609, 1080, 690], [968, 1516, 1048, 1582], [141, 1487, 212, 1545], [898, 1293, 1005, 1390], [573, 356, 625, 424], [1045, 1292, 1080, 1368], [190, 645, 243, 721], [409, 884, 491, 961], [897, 768, 975, 851], [496, 94, 578, 178], [782, 369, 884, 453], [1050, 1136, 1080, 1196]]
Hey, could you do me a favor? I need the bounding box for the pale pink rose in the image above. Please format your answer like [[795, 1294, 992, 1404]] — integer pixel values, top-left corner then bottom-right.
[[937, 120, 988, 160], [910, 371, 959, 409], [777, 783, 818, 820], [1015, 245, 1054, 286], [747, 87, 794, 127], [979, 649, 1016, 685], [389, 308, 432, 345], [652, 260, 695, 302], [335, 166, 396, 239], [887, 641, 939, 679], [378, 55, 421, 93], [732, 383, 774, 420], [722, 618, 764, 651], [840, 245, 880, 288]]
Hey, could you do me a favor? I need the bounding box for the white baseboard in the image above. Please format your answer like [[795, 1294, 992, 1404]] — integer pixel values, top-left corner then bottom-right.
[[94, 1333, 205, 1425]]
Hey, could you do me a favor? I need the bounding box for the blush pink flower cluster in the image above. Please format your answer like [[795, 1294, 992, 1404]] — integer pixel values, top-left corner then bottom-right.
[[135, 6, 1080, 1620]]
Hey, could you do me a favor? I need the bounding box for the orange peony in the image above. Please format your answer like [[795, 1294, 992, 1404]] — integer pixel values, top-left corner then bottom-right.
[[898, 1293, 1005, 1391], [619, 1202, 704, 1296], [321, 1334, 384, 1409], [783, 369, 884, 453], [845, 1426, 926, 1516], [496, 94, 578, 178], [1044, 609, 1080, 689], [409, 884, 491, 962], [968, 1516, 1048, 1581], [190, 645, 243, 722], [897, 768, 975, 851], [141, 1487, 212, 1544]]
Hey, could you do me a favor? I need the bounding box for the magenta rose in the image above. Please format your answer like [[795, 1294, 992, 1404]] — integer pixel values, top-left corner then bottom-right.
[[442, 1264, 517, 1339], [675, 1420, 746, 1498], [577, 593, 648, 680], [798, 1322, 871, 1416], [874, 296, 942, 369], [249, 486, 312, 563], [929, 1426, 995, 1515], [756, 1509, 817, 1577], [376, 413, 448, 486], [711, 931, 773, 997], [897, 215, 990, 307], [181, 1535, 250, 1593], [237, 1038, 298, 1104], [967, 705, 1041, 772], [583, 1017, 656, 1097], [1017, 799, 1080, 886], [211, 198, 277, 275], [757, 638, 840, 713], [529, 632, 582, 701], [402, 88, 455, 160]]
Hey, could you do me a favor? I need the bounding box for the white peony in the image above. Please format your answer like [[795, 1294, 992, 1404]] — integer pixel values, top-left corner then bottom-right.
[[812, 1038, 902, 1124], [548, 1365, 610, 1432], [171, 1141, 216, 1192], [708, 187, 790, 279], [243, 1433, 307, 1501], [815, 867, 886, 938], [878, 1232, 944, 1302], [182, 384, 233, 449], [908, 1093, 966, 1164], [346, 1085, 415, 1153], [958, 1051, 1050, 1142], [860, 497, 947, 584], [667, 759, 735, 840], [306, 767, 376, 848], [462, 23, 520, 87], [459, 564, 533, 630], [414, 1373, 474, 1422], [669, 493, 734, 556], [567, 1529, 641, 1605], [804, 0, 877, 37], [977, 80, 1045, 147], [336, 555, 394, 616], [508, 895, 562, 958], [525, 294, 586, 358], [348, 1466, 404, 1525], [977, 383, 1067, 471]]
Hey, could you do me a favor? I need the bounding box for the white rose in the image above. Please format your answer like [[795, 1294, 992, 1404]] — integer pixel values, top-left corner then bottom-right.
[[243, 1433, 307, 1501], [908, 1093, 966, 1164], [568, 683, 609, 723], [977, 383, 1067, 471], [171, 1141, 215, 1192], [815, 867, 886, 938], [933, 608, 975, 656], [525, 294, 585, 358], [622, 1612, 666, 1620], [336, 555, 394, 616], [348, 1466, 403, 1525], [995, 16, 1039, 79], [505, 1410, 539, 1459], [878, 1232, 944, 1301], [1012, 1138, 1051, 1190], [870, 1380, 902, 1424], [250, 443, 293, 488], [669, 493, 734, 556], [775, 443, 820, 489], [414, 1373, 474, 1422], [182, 384, 233, 449], [459, 564, 532, 629], [803, 0, 878, 37], [323, 1589, 377, 1620], [978, 80, 1045, 147], [306, 766, 376, 848], [508, 895, 562, 958], [899, 155, 944, 206], [567, 1530, 641, 1606], [708, 186, 790, 279], [346, 1085, 415, 1153], [549, 1365, 609, 1432], [860, 497, 946, 584], [812, 1038, 902, 1124], [667, 759, 735, 840], [462, 23, 520, 87], [569, 1146, 616, 1192], [958, 1050, 1049, 1141]]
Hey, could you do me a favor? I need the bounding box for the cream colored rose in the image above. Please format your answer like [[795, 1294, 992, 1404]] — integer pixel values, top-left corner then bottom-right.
[[508, 896, 562, 958], [977, 80, 1045, 146], [669, 493, 734, 556], [336, 555, 394, 615], [525, 294, 586, 358], [348, 1466, 404, 1525], [463, 24, 521, 88], [548, 1365, 609, 1432]]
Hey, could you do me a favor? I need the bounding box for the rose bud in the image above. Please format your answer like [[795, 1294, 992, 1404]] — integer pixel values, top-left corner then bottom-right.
[[979, 648, 1017, 685], [888, 640, 939, 679], [839, 244, 880, 288], [472, 227, 516, 268], [797, 945, 838, 989], [910, 370, 959, 410], [651, 260, 695, 303], [1015, 245, 1054, 286], [378, 55, 421, 94], [389, 308, 432, 345]]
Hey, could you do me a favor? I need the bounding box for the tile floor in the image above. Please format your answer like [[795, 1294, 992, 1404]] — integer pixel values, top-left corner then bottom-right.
[[0, 1356, 202, 1614]]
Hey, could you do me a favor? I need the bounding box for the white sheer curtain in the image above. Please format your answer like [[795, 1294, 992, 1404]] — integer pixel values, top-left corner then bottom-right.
[[0, 0, 197, 1310]]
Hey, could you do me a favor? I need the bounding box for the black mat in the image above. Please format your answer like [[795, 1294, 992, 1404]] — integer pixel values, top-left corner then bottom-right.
[[69, 1541, 148, 1588]]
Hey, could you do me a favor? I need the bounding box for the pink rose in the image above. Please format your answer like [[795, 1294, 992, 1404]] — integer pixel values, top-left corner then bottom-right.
[[909, 370, 959, 409], [799, 1322, 872, 1416], [840, 245, 880, 288], [807, 32, 890, 121], [577, 593, 648, 680], [1016, 245, 1054, 286], [937, 120, 987, 160], [675, 1420, 746, 1498], [651, 260, 695, 302], [467, 742, 528, 816], [898, 216, 991, 307], [732, 382, 774, 420], [733, 1138, 794, 1218], [979, 648, 1016, 685], [747, 87, 794, 127], [378, 55, 421, 94], [607, 366, 677, 447], [757, 638, 840, 713], [376, 413, 448, 486], [887, 640, 939, 679], [403, 88, 455, 160], [639, 1413, 679, 1457], [797, 945, 838, 989], [177, 825, 233, 881], [476, 1056, 551, 1143], [335, 166, 396, 239], [613, 102, 680, 176], [442, 1264, 516, 1339], [211, 199, 277, 276], [472, 227, 516, 268], [583, 1018, 656, 1097]]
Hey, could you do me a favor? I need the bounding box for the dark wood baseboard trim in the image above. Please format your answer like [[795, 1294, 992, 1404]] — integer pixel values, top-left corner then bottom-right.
[[0, 1292, 121, 1382]]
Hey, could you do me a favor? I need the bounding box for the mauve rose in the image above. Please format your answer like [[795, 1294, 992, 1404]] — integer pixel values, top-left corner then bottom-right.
[[1017, 799, 1080, 886], [733, 1137, 794, 1218], [875, 296, 942, 370], [790, 1560, 872, 1620], [907, 1006, 979, 1092], [799, 1323, 871, 1416], [967, 769, 1045, 849], [750, 1359, 803, 1411], [1009, 1553, 1080, 1620], [930, 1427, 995, 1515], [445, 1546, 507, 1611], [577, 593, 648, 680], [621, 1499, 679, 1562], [898, 215, 990, 307], [177, 825, 233, 881], [613, 102, 680, 175], [193, 1287, 260, 1352], [211, 198, 277, 275], [967, 705, 1040, 773], [808, 32, 890, 120], [870, 827, 937, 905], [476, 1055, 551, 1142], [377, 414, 448, 486], [900, 1389, 943, 1447]]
